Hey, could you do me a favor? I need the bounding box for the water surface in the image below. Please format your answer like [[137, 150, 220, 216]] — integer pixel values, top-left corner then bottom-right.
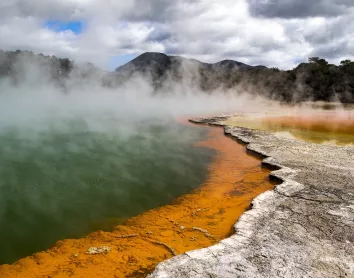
[[0, 122, 275, 278], [224, 109, 354, 145], [0, 116, 214, 264]]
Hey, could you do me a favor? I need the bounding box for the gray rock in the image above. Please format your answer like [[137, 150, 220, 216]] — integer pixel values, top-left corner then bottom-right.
[[149, 118, 354, 278]]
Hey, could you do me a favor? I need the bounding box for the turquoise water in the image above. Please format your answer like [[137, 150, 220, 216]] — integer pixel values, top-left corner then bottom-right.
[[0, 116, 214, 264]]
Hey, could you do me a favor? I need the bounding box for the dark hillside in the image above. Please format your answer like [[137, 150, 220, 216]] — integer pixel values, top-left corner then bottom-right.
[[0, 50, 353, 103], [115, 53, 354, 103]]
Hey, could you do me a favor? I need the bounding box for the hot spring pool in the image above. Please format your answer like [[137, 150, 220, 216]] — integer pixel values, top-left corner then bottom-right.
[[0, 116, 214, 264], [223, 107, 354, 145]]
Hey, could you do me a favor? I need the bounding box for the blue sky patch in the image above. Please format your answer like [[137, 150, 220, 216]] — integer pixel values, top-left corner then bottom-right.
[[45, 21, 84, 34]]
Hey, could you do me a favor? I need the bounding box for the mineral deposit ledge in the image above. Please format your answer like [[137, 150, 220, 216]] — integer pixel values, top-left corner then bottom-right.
[[149, 116, 354, 278]]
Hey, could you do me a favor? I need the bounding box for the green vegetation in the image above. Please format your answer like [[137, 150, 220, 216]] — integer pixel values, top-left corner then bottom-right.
[[206, 56, 354, 103], [1, 50, 353, 103]]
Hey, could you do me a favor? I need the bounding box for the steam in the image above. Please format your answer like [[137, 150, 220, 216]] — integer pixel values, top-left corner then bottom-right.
[[0, 55, 266, 132], [0, 54, 269, 264], [0, 53, 353, 264], [1, 53, 352, 146], [2, 52, 353, 150]]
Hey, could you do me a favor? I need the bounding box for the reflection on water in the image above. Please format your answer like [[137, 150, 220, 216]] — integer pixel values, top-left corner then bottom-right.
[[224, 109, 354, 145]]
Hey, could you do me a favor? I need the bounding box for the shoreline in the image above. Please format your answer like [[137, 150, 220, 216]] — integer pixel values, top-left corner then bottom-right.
[[150, 116, 354, 278], [0, 119, 275, 277]]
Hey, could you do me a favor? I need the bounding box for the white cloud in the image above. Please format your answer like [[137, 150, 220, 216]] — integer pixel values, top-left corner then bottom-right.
[[0, 0, 353, 69]]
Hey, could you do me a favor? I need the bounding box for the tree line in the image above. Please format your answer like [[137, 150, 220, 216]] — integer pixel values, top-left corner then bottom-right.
[[0, 50, 353, 103]]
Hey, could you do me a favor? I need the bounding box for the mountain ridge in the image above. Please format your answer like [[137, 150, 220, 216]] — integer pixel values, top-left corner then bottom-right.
[[115, 52, 256, 73], [0, 50, 353, 103]]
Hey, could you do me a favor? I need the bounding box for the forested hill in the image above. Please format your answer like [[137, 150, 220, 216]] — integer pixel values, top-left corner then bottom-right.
[[1, 50, 353, 103], [115, 53, 354, 103], [0, 50, 101, 84]]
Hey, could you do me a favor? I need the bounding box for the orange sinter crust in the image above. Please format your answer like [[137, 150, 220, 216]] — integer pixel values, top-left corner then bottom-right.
[[0, 120, 274, 278]]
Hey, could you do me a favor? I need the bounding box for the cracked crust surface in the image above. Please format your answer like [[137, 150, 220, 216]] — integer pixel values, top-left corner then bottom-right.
[[149, 117, 354, 278]]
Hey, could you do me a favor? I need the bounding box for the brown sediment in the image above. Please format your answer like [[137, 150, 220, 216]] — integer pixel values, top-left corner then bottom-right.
[[0, 120, 274, 278]]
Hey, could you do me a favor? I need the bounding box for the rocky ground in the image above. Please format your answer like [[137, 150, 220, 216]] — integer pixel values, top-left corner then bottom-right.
[[149, 117, 354, 278]]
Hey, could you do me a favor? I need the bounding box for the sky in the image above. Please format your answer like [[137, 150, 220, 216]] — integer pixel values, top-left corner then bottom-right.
[[0, 0, 353, 70]]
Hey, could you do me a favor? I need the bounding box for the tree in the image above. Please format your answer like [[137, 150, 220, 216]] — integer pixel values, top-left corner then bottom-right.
[[59, 58, 73, 73], [340, 59, 354, 67], [339, 59, 354, 74], [309, 57, 328, 66]]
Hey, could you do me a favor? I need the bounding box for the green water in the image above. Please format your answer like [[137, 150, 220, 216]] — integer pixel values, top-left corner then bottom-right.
[[0, 116, 214, 264]]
